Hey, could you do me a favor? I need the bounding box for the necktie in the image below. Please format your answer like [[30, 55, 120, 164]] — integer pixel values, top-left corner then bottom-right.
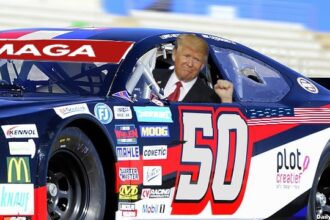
[[167, 81, 182, 101]]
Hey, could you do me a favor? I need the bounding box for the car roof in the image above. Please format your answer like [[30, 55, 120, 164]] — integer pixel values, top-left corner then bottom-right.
[[0, 27, 182, 42]]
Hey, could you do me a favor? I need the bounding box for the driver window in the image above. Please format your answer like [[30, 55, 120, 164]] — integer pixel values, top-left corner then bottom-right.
[[150, 42, 221, 103], [125, 44, 174, 101], [125, 42, 222, 103]]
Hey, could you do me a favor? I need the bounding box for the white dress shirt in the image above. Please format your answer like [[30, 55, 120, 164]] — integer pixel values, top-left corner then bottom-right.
[[164, 71, 197, 101]]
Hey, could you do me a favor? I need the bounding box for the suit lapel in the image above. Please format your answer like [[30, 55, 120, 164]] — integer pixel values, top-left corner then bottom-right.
[[182, 78, 199, 102]]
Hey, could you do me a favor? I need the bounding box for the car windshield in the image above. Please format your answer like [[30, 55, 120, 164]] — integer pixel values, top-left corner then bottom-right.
[[0, 59, 116, 96]]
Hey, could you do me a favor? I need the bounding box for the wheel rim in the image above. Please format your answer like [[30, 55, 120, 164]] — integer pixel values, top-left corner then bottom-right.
[[315, 166, 330, 216], [47, 150, 90, 220]]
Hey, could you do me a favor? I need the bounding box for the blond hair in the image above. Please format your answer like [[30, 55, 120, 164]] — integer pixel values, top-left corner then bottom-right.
[[174, 34, 209, 61]]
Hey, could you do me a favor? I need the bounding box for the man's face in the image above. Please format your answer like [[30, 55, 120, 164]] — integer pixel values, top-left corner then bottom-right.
[[172, 45, 206, 82]]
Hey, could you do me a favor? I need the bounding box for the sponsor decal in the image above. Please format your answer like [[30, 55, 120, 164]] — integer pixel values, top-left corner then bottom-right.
[[0, 39, 133, 63], [202, 34, 236, 44], [94, 103, 113, 124], [112, 91, 133, 103], [4, 217, 31, 220], [119, 168, 139, 181], [142, 203, 166, 214], [143, 166, 162, 186], [159, 34, 180, 39], [118, 202, 138, 217], [114, 124, 138, 144], [141, 188, 171, 199], [140, 126, 169, 138], [121, 210, 137, 217], [133, 106, 173, 123], [7, 157, 31, 183], [276, 148, 310, 189], [1, 43, 95, 56], [119, 185, 138, 200], [143, 145, 167, 160], [9, 139, 36, 158], [2, 124, 38, 139], [54, 103, 90, 119], [297, 77, 319, 94], [0, 184, 34, 215], [116, 146, 140, 161], [119, 202, 135, 211], [114, 106, 132, 119]]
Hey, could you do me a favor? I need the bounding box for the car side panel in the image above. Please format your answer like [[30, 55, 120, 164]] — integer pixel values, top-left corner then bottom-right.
[[110, 101, 330, 219]]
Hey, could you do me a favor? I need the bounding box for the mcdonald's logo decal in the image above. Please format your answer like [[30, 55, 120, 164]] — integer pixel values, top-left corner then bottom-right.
[[7, 157, 31, 183]]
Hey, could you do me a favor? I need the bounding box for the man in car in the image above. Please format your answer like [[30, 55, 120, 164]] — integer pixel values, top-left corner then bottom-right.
[[154, 33, 233, 103]]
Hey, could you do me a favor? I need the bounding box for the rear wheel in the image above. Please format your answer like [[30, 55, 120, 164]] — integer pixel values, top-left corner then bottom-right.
[[308, 147, 330, 220], [47, 127, 106, 220]]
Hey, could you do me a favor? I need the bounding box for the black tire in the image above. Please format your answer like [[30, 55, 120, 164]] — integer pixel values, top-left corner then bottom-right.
[[308, 146, 330, 220], [47, 127, 106, 220]]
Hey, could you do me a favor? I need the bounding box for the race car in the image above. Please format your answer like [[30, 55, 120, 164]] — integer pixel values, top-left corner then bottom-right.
[[0, 27, 328, 220]]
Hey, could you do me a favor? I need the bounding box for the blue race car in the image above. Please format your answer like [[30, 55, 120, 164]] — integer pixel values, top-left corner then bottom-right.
[[0, 27, 329, 220]]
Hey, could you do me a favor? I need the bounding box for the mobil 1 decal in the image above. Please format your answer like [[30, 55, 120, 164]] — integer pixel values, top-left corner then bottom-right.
[[172, 106, 253, 215]]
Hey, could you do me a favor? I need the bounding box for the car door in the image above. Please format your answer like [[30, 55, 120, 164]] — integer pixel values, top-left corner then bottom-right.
[[114, 35, 328, 219], [121, 39, 256, 218]]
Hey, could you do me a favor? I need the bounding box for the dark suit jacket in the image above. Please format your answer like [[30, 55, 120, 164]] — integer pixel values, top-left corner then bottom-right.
[[153, 69, 220, 103]]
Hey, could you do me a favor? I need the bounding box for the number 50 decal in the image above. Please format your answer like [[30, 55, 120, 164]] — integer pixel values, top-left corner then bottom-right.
[[172, 106, 252, 215]]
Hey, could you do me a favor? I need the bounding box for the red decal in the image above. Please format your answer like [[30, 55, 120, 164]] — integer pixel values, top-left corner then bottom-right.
[[224, 130, 237, 183], [0, 31, 34, 39], [0, 39, 133, 63], [33, 186, 47, 220]]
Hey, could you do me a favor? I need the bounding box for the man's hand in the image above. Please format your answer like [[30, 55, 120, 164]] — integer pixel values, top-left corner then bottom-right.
[[214, 79, 233, 103]]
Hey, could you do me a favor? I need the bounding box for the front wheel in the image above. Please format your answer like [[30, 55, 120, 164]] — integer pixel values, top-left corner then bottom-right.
[[308, 146, 330, 220], [47, 127, 106, 220]]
